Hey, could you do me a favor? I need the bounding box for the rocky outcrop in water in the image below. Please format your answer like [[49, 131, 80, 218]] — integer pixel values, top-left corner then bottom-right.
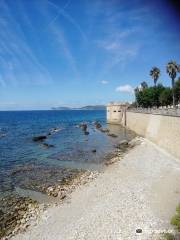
[[45, 171, 98, 199], [32, 136, 47, 142], [94, 121, 102, 129], [78, 123, 89, 135], [49, 128, 61, 134], [79, 123, 88, 132], [99, 128, 109, 133], [105, 138, 141, 166], [10, 164, 86, 196], [41, 143, 54, 148], [1, 164, 99, 239]]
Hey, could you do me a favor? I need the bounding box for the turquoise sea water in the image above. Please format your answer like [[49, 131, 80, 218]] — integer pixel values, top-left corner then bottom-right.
[[0, 110, 135, 197]]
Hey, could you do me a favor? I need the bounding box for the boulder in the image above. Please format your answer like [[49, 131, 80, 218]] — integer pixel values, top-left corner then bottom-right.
[[119, 140, 128, 146], [115, 140, 129, 150], [94, 121, 102, 129], [41, 143, 54, 148], [92, 149, 96, 153], [32, 135, 47, 142], [136, 229, 142, 233], [79, 123, 87, 132], [100, 128, 109, 133], [50, 128, 61, 133], [107, 133, 118, 138]]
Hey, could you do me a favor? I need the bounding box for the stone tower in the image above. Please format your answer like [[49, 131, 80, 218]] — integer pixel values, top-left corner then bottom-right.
[[106, 102, 129, 126]]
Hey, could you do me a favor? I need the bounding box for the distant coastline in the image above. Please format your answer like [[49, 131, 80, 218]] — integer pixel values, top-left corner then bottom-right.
[[51, 105, 106, 110]]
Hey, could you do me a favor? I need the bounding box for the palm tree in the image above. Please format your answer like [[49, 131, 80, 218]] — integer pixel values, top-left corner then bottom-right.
[[166, 61, 180, 108], [150, 67, 160, 86], [140, 81, 148, 90]]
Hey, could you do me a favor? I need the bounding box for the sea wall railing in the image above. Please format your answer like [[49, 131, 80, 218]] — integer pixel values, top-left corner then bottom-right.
[[127, 106, 180, 117]]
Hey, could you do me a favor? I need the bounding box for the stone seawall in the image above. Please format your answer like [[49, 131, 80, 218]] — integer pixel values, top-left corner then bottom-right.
[[126, 111, 180, 159]]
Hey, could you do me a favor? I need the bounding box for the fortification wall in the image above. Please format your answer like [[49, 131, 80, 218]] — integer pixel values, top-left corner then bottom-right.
[[126, 111, 180, 159]]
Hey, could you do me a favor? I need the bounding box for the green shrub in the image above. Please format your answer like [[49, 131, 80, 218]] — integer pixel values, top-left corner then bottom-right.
[[163, 233, 175, 240], [159, 88, 173, 106], [171, 203, 180, 231], [135, 84, 165, 108], [174, 77, 180, 103]]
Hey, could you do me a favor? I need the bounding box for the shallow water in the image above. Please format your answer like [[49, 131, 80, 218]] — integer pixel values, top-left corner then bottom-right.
[[0, 110, 135, 198]]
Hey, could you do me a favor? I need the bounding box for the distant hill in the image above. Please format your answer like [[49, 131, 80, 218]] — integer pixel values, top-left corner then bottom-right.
[[52, 105, 106, 110], [80, 105, 106, 110], [51, 107, 71, 110]]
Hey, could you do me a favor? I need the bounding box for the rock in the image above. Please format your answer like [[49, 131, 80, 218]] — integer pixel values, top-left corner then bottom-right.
[[52, 192, 58, 197], [105, 157, 118, 166], [128, 138, 141, 148], [47, 186, 54, 192], [92, 149, 96, 153], [20, 218, 26, 224], [119, 140, 128, 146], [32, 135, 47, 142], [84, 131, 89, 135], [0, 209, 4, 217], [94, 121, 102, 129], [100, 128, 109, 133], [115, 140, 129, 150], [79, 123, 87, 132], [136, 229, 142, 233], [107, 133, 118, 138], [41, 143, 54, 148], [59, 192, 66, 199], [50, 128, 61, 133]]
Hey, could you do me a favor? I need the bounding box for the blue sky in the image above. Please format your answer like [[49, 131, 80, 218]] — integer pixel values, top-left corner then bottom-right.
[[0, 0, 180, 110]]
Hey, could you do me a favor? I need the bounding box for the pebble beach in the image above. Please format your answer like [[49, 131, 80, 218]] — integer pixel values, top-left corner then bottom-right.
[[8, 137, 180, 240]]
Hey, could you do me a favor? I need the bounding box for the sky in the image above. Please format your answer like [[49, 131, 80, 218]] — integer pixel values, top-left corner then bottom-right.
[[0, 0, 180, 110]]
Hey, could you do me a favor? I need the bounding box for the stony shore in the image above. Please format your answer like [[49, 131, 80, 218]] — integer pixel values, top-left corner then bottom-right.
[[3, 137, 180, 240], [0, 170, 99, 240], [0, 137, 137, 239]]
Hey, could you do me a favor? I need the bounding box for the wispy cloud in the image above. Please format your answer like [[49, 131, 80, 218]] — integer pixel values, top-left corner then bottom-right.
[[46, 0, 87, 41], [50, 24, 79, 77], [97, 39, 139, 77], [101, 80, 108, 84], [0, 0, 53, 86], [116, 84, 134, 93], [40, 0, 83, 77]]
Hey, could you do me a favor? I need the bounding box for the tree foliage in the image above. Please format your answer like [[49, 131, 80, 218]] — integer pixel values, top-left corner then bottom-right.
[[134, 61, 180, 108], [150, 67, 160, 86], [135, 84, 165, 108], [166, 61, 180, 80], [174, 77, 180, 104], [166, 61, 180, 107], [159, 88, 172, 106]]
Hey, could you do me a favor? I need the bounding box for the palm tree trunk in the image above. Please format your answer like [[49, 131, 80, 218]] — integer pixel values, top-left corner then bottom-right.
[[172, 77, 176, 108]]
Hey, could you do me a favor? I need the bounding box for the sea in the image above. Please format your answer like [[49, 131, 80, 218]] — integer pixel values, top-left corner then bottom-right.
[[0, 110, 135, 200]]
